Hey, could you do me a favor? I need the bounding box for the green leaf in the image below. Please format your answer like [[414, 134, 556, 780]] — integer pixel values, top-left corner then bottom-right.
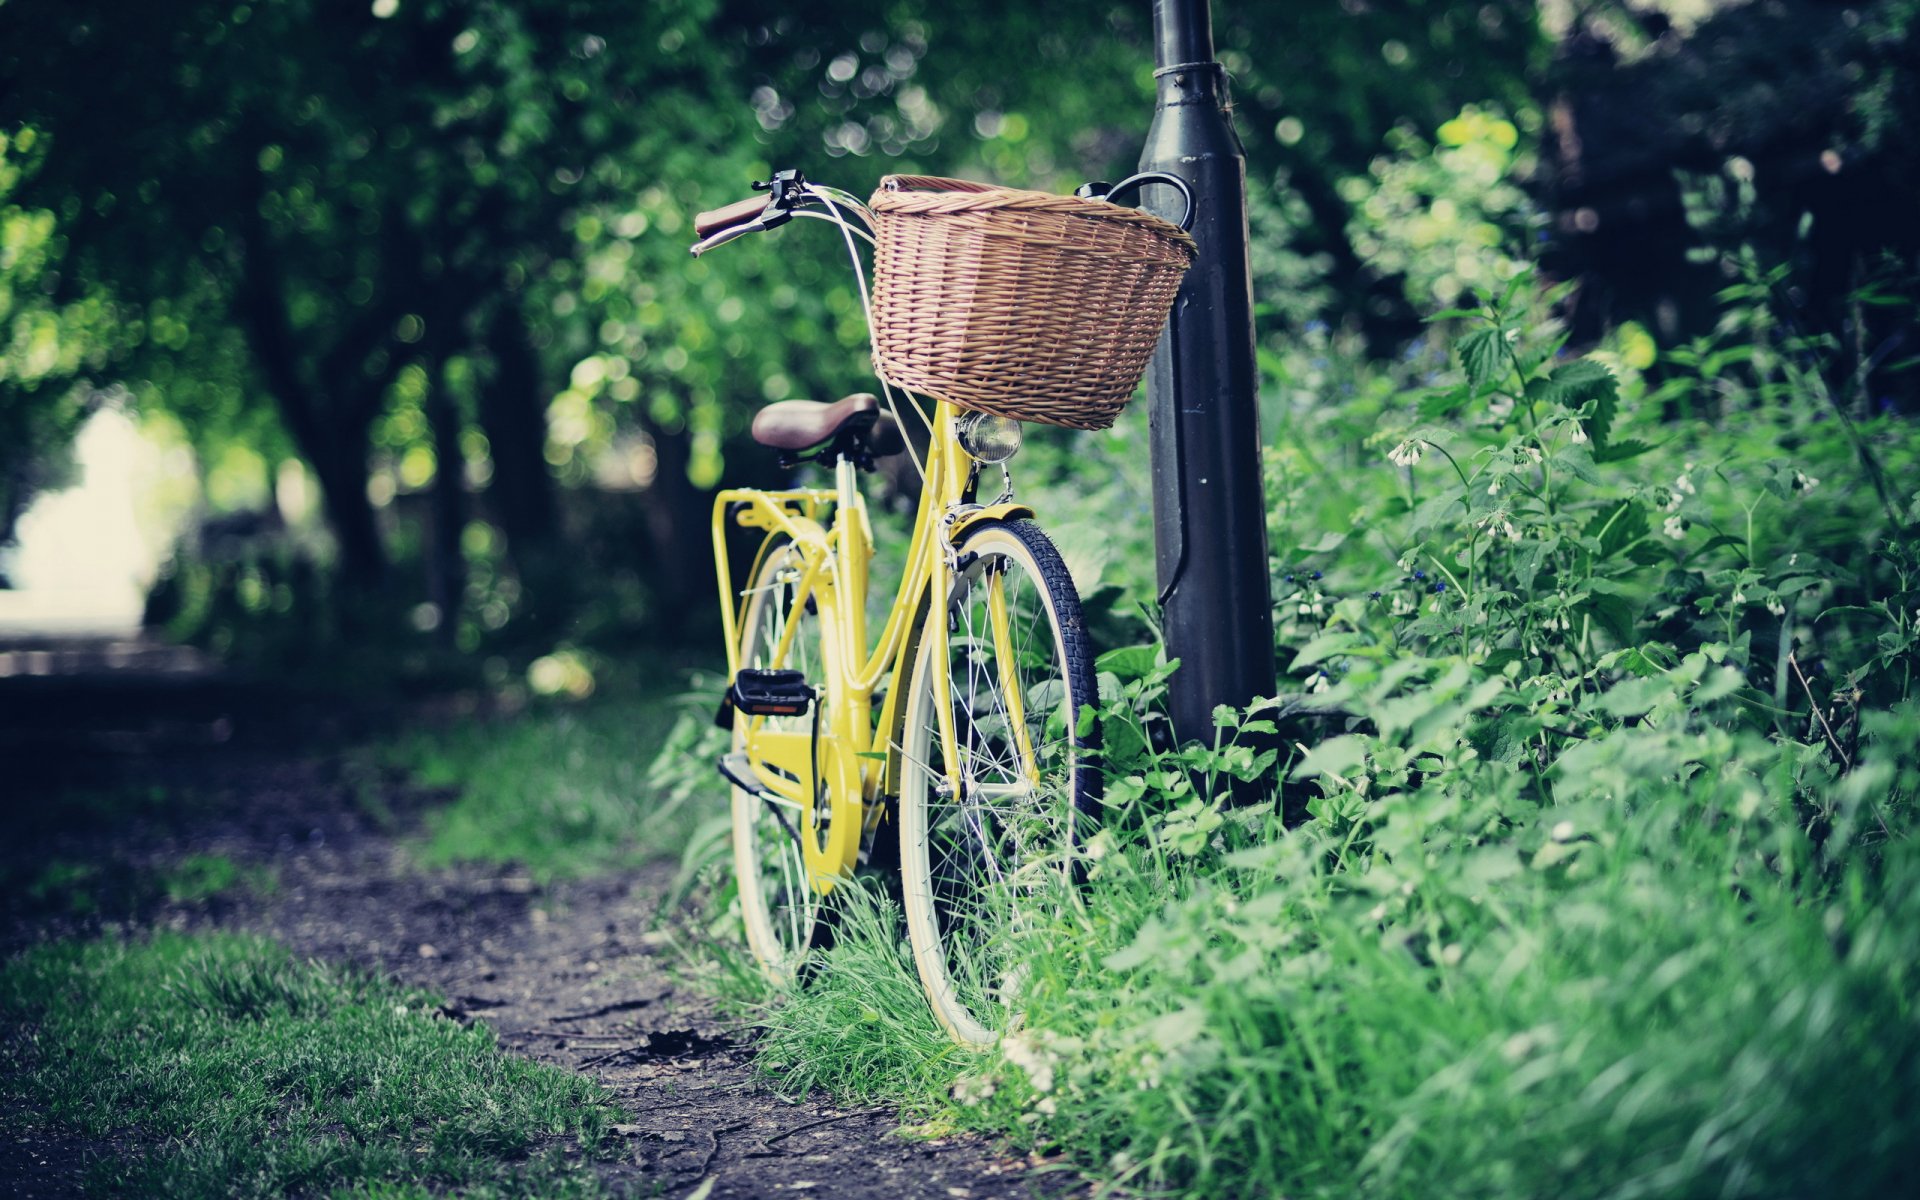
[[1541, 359, 1618, 449], [1583, 501, 1648, 562], [1096, 645, 1161, 680], [1458, 326, 1506, 392], [1100, 716, 1149, 768], [1290, 630, 1364, 671], [1817, 604, 1893, 625], [1551, 446, 1603, 485], [1696, 534, 1747, 559], [1597, 646, 1668, 677], [1291, 734, 1369, 780], [1417, 385, 1473, 421], [1539, 358, 1614, 406], [1410, 488, 1464, 538], [1595, 674, 1674, 717], [1593, 438, 1655, 464], [1482, 646, 1527, 675], [1499, 269, 1532, 310], [1579, 591, 1637, 648]]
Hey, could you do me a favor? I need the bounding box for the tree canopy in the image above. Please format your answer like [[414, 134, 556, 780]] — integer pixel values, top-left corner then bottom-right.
[[1, 0, 1912, 655]]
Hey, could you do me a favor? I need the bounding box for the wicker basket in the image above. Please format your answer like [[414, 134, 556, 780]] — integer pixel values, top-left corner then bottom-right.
[[866, 175, 1196, 431]]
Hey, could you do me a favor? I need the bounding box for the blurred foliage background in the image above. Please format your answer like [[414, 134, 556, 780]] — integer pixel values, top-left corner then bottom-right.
[[0, 0, 1914, 691]]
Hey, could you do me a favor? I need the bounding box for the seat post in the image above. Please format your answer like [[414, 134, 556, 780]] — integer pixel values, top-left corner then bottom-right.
[[833, 454, 860, 515]]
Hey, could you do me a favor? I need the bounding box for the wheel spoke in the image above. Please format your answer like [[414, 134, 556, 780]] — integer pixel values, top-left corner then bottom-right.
[[732, 540, 825, 980], [899, 522, 1098, 1044]]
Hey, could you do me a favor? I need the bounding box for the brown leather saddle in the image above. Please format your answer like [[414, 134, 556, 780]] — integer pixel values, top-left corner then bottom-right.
[[750, 393, 905, 467]]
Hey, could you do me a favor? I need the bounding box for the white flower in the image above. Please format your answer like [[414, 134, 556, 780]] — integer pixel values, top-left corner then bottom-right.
[[1795, 471, 1821, 493], [1664, 515, 1686, 539], [1487, 477, 1502, 495], [1570, 422, 1589, 445], [1002, 1033, 1057, 1094], [1674, 472, 1696, 496], [1732, 591, 1748, 606], [1387, 439, 1425, 468], [1767, 600, 1786, 616], [1521, 446, 1543, 464], [952, 1074, 997, 1106]]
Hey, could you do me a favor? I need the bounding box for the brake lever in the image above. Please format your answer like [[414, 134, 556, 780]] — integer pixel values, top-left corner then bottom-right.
[[689, 167, 815, 257], [689, 217, 771, 258]]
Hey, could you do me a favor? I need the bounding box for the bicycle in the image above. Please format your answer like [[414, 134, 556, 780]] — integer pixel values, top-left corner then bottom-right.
[[690, 167, 1192, 1044]]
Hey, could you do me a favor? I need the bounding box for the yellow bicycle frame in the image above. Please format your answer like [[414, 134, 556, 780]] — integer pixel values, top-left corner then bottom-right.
[[711, 401, 1033, 890]]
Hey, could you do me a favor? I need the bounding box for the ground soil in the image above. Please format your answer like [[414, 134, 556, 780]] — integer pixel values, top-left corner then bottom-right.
[[0, 638, 1077, 1199]]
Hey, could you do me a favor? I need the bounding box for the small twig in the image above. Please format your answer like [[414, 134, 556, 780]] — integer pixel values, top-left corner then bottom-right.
[[578, 1044, 646, 1069], [550, 997, 656, 1022], [697, 1120, 752, 1176], [741, 1108, 889, 1157], [498, 1029, 628, 1042], [1788, 653, 1852, 769], [764, 1109, 887, 1147]]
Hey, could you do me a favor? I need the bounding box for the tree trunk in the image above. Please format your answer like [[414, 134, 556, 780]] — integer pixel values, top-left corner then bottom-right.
[[478, 304, 559, 562], [424, 364, 466, 643], [639, 416, 716, 634], [236, 228, 390, 590], [303, 422, 386, 589]]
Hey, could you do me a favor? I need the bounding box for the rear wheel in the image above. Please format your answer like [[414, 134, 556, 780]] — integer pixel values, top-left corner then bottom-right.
[[732, 538, 830, 982], [898, 520, 1099, 1044]]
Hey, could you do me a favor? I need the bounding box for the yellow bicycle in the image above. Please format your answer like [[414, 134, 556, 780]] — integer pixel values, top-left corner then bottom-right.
[[690, 168, 1186, 1044]]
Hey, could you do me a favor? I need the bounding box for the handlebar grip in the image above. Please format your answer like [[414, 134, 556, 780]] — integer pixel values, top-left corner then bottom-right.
[[693, 195, 770, 238]]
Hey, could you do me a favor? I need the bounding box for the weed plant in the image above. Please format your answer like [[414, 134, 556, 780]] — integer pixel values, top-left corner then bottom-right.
[[678, 261, 1920, 1198], [0, 933, 622, 1197], [379, 686, 717, 879]]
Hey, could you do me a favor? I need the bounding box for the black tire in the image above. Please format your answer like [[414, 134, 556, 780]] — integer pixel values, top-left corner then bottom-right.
[[897, 519, 1100, 1044]]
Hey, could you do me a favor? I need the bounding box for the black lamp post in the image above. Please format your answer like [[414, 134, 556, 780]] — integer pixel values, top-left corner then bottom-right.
[[1137, 0, 1278, 751]]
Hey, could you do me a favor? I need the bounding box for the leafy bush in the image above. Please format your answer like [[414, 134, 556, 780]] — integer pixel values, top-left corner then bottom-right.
[[691, 255, 1920, 1198]]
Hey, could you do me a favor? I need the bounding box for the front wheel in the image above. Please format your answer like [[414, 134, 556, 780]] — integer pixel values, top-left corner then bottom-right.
[[898, 519, 1100, 1045]]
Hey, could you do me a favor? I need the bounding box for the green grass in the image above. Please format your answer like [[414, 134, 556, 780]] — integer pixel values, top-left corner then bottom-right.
[[720, 703, 1920, 1200], [158, 852, 275, 904], [0, 932, 624, 1198], [678, 255, 1920, 1196], [377, 683, 725, 880], [3, 852, 272, 918]]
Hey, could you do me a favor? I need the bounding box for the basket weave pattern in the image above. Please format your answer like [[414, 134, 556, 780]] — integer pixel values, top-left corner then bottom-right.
[[867, 175, 1196, 431]]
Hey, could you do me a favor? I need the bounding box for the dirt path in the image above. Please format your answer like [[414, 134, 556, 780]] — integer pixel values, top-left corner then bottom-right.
[[1, 643, 1072, 1199]]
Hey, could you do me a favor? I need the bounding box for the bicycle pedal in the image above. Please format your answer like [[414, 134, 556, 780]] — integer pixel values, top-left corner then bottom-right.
[[726, 668, 815, 717]]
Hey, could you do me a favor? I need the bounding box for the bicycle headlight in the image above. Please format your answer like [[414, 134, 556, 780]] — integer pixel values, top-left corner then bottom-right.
[[955, 412, 1023, 464]]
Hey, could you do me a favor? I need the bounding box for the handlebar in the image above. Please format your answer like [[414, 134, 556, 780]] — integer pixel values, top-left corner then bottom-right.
[[690, 168, 815, 257], [694, 195, 772, 239], [688, 167, 1197, 260], [1074, 172, 1197, 232]]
